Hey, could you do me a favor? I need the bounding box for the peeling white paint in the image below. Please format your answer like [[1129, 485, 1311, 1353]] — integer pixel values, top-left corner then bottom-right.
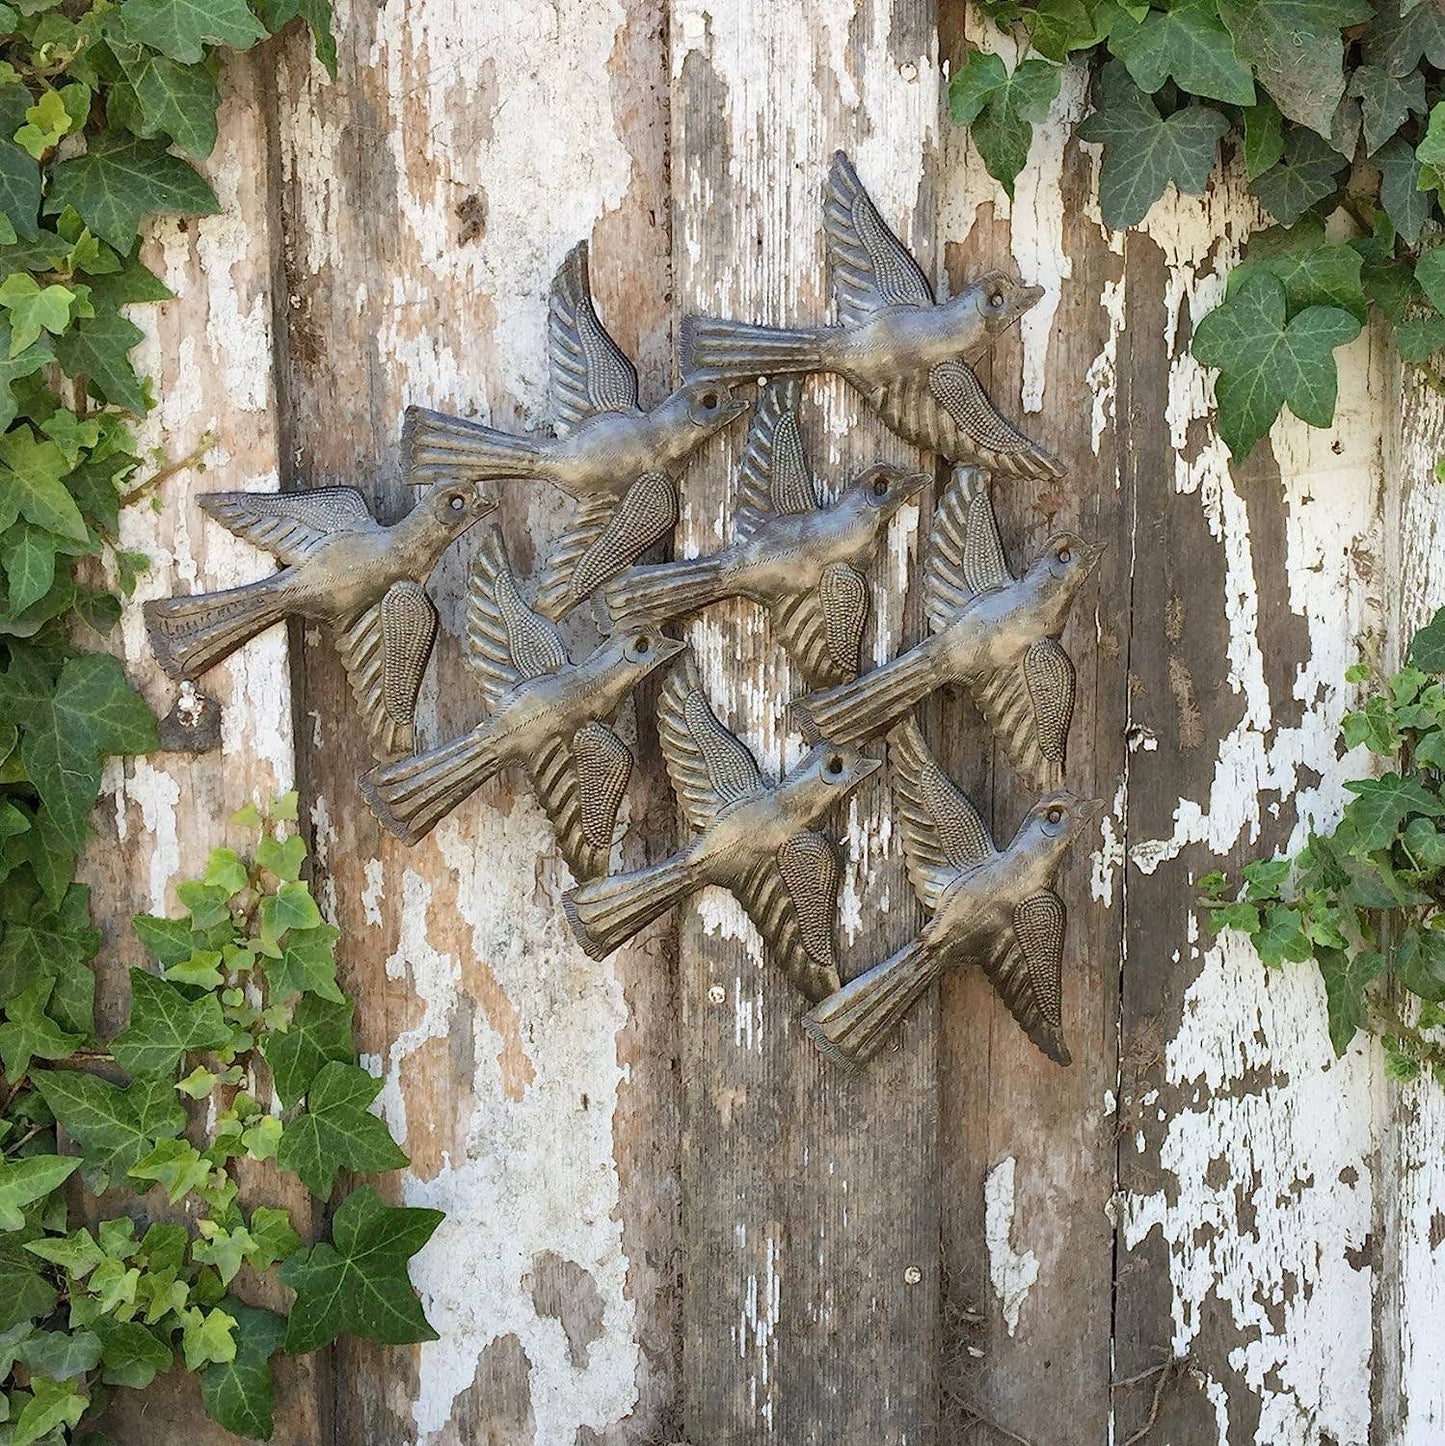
[[984, 1156, 1038, 1338]]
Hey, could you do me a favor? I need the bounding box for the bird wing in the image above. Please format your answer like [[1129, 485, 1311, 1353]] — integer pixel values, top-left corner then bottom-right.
[[526, 732, 607, 881], [332, 581, 438, 761], [657, 658, 763, 831], [465, 526, 569, 711], [769, 561, 869, 689], [926, 360, 1063, 480], [983, 890, 1070, 1064], [925, 466, 1013, 633], [534, 472, 677, 621], [888, 719, 996, 912], [735, 379, 818, 540], [199, 488, 377, 565], [739, 839, 842, 1003], [571, 721, 633, 853], [824, 151, 935, 325], [971, 638, 1075, 789], [548, 240, 640, 432]]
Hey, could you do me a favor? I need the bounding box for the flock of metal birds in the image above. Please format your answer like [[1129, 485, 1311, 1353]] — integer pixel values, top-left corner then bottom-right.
[[143, 152, 1104, 1069]]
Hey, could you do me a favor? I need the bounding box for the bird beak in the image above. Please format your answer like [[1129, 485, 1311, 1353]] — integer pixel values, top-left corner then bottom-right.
[[855, 754, 883, 780], [1085, 539, 1107, 574], [1082, 797, 1107, 823], [1016, 284, 1045, 312], [899, 469, 933, 501], [652, 636, 688, 664]]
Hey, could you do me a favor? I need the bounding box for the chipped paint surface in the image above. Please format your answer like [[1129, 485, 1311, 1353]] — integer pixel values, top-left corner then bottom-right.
[[984, 1157, 1038, 1338]]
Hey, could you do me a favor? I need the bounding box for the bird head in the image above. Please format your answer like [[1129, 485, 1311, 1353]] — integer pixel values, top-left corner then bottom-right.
[[681, 378, 749, 433], [785, 738, 882, 823], [845, 463, 932, 523], [1019, 791, 1105, 859], [963, 271, 1045, 337], [422, 478, 497, 535], [581, 628, 687, 713], [1031, 531, 1104, 591]]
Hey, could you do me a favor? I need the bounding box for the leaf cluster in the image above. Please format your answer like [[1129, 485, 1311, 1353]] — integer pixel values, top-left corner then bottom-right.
[[956, 0, 1445, 459], [1201, 607, 1445, 1075]]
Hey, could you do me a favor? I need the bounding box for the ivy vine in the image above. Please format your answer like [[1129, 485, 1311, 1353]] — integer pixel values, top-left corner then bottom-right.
[[0, 2, 438, 1442], [955, 0, 1445, 458]]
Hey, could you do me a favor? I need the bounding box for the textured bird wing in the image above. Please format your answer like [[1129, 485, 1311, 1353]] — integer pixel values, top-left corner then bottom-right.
[[534, 472, 678, 620], [571, 721, 633, 853], [970, 637, 1075, 789], [769, 562, 869, 689], [926, 360, 1063, 479], [547, 240, 639, 433], [199, 488, 378, 565], [735, 379, 818, 539], [465, 527, 568, 710], [657, 658, 763, 831], [526, 732, 607, 881], [738, 843, 842, 1003], [888, 719, 996, 911], [925, 466, 1013, 632], [985, 890, 1070, 1064], [332, 581, 438, 761], [824, 151, 935, 325]]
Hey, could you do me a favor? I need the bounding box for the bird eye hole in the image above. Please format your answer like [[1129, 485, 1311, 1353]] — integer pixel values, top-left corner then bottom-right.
[[824, 754, 844, 777], [989, 291, 1005, 308], [1047, 806, 1064, 825], [633, 635, 651, 655], [1058, 545, 1072, 564], [448, 493, 466, 511], [700, 389, 720, 410], [871, 476, 890, 498]]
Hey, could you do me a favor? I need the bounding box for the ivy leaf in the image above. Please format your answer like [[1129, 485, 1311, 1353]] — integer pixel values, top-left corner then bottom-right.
[[0, 1244, 54, 1333], [13, 1375, 87, 1444], [281, 1186, 442, 1354], [0, 325, 54, 431], [1242, 96, 1285, 179], [0, 975, 83, 1082], [52, 304, 148, 414], [0, 883, 98, 1033], [1075, 61, 1228, 229], [99, 1321, 172, 1389], [0, 427, 86, 542], [200, 1302, 285, 1440], [0, 274, 81, 355], [264, 922, 342, 1003], [1191, 272, 1360, 459], [261, 992, 355, 1109], [255, 832, 305, 882], [1107, 0, 1254, 104], [179, 1303, 236, 1371], [1347, 64, 1426, 156], [2, 524, 65, 615], [31, 1071, 185, 1183], [1230, 220, 1366, 320], [129, 1137, 214, 1202], [0, 84, 40, 239], [1376, 136, 1430, 246], [23, 1227, 103, 1278], [1364, 0, 1445, 78], [0, 1155, 79, 1231], [14, 1328, 99, 1381], [124, 52, 219, 159], [1342, 771, 1445, 849], [1217, 0, 1373, 137], [46, 131, 218, 251], [949, 52, 1061, 200], [1410, 605, 1445, 671], [117, 0, 267, 64], [253, 0, 337, 78], [1253, 904, 1314, 967], [246, 1206, 300, 1270], [1397, 315, 1445, 364], [112, 968, 230, 1076], [132, 913, 195, 966], [1250, 128, 1348, 226], [1316, 948, 1382, 1055], [276, 1061, 408, 1197]]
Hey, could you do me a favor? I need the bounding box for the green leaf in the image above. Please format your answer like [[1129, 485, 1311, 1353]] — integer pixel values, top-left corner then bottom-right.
[[112, 968, 229, 1076], [52, 304, 148, 414], [255, 832, 305, 882], [129, 1136, 213, 1202], [13, 88, 70, 159], [32, 1070, 184, 1183], [2, 524, 63, 615], [14, 1328, 99, 1381], [0, 96, 40, 239], [264, 922, 342, 1003], [1347, 63, 1425, 156], [1253, 904, 1314, 968], [1217, 0, 1372, 137], [1076, 61, 1228, 230], [1107, 0, 1254, 104], [118, 0, 267, 63], [1250, 128, 1347, 226], [1364, 0, 1445, 78], [1191, 272, 1360, 459], [12, 1374, 87, 1445], [281, 1186, 442, 1354], [253, 0, 336, 78], [261, 992, 355, 1109], [276, 1061, 408, 1197], [949, 52, 1061, 200], [124, 52, 219, 159], [1231, 221, 1366, 321], [203, 847, 249, 895], [23, 1227, 102, 1277], [1376, 136, 1430, 246], [200, 1303, 284, 1440], [1396, 315, 1445, 364], [1316, 947, 1382, 1055], [99, 1321, 172, 1389], [246, 1206, 300, 1270], [164, 948, 223, 989], [1410, 605, 1445, 671], [0, 325, 53, 432], [0, 975, 82, 1082], [0, 426, 86, 542], [0, 274, 79, 354], [132, 913, 194, 966], [1342, 771, 1445, 850], [179, 1302, 236, 1371], [47, 131, 218, 251], [1242, 95, 1285, 179], [0, 1242, 54, 1332], [0, 1154, 79, 1231]]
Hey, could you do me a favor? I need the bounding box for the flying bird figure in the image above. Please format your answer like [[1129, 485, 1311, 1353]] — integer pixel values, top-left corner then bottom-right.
[[684, 151, 1061, 481], [144, 479, 495, 759], [563, 657, 879, 1002], [804, 720, 1102, 1066], [601, 379, 929, 688], [404, 241, 748, 619], [794, 466, 1100, 791], [359, 526, 683, 876]]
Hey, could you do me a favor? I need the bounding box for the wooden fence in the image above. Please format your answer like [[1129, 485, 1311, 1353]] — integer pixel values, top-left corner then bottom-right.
[[84, 0, 1445, 1441]]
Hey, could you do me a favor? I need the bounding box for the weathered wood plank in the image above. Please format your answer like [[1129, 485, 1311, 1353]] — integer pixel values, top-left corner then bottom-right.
[[670, 4, 941, 1441]]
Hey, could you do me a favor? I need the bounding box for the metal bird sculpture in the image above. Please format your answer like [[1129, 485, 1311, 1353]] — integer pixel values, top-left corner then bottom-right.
[[804, 720, 1102, 1066], [144, 480, 495, 759], [404, 241, 748, 619], [562, 657, 880, 1002], [794, 467, 1100, 791], [601, 380, 929, 687], [359, 526, 684, 876], [683, 151, 1061, 481]]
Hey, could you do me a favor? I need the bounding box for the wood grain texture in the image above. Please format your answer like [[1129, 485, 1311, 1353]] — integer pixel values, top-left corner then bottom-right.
[[670, 4, 941, 1441]]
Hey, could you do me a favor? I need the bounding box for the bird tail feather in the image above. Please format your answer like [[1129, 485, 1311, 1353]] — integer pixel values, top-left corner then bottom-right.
[[803, 941, 938, 1066], [682, 316, 829, 380], [602, 556, 729, 628], [359, 729, 502, 845], [402, 406, 546, 484], [792, 646, 937, 748], [144, 582, 289, 681], [563, 853, 695, 959]]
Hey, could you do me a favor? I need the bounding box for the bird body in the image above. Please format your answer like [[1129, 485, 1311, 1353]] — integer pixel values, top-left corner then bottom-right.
[[795, 466, 1101, 789], [604, 380, 928, 687], [804, 721, 1101, 1065], [563, 658, 880, 1001], [144, 480, 495, 758], [360, 526, 681, 873], [404, 241, 746, 619], [683, 152, 1059, 481]]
